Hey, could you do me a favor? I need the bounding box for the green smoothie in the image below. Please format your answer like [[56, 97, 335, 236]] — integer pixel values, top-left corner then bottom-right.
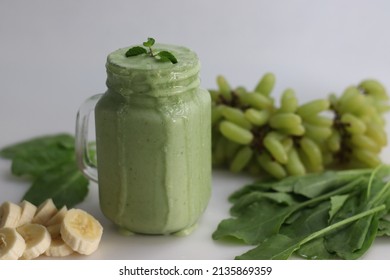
[[94, 44, 211, 235]]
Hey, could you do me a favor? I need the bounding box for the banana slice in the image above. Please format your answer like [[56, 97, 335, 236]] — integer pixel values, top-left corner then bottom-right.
[[46, 224, 61, 238], [0, 227, 26, 260], [44, 238, 74, 257], [0, 202, 22, 228], [17, 223, 51, 260], [60, 209, 103, 255], [32, 199, 57, 225], [46, 206, 67, 226], [17, 200, 37, 227]]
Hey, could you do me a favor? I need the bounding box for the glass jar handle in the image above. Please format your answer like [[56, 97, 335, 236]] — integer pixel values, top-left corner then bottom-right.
[[75, 94, 103, 183]]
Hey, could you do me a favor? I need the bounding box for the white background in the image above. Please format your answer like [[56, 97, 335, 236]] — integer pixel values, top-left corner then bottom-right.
[[0, 0, 390, 260]]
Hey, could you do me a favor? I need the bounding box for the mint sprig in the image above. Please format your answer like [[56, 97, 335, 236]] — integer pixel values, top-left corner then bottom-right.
[[125, 37, 178, 64]]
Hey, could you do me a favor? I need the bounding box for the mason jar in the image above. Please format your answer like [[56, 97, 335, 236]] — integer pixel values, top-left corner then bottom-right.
[[76, 44, 211, 235]]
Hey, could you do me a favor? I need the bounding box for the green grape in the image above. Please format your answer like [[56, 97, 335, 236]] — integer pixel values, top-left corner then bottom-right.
[[219, 120, 253, 145], [296, 99, 330, 119], [352, 149, 381, 167], [285, 148, 306, 176], [279, 88, 298, 113], [322, 148, 334, 166], [366, 96, 390, 113], [338, 89, 365, 114], [212, 134, 228, 166], [238, 92, 273, 110], [257, 152, 287, 179], [299, 137, 323, 168], [216, 75, 232, 102], [327, 130, 341, 152], [304, 115, 333, 127], [303, 123, 332, 142], [234, 86, 247, 95], [212, 105, 223, 125], [209, 89, 220, 102], [281, 137, 293, 153], [230, 146, 253, 173], [224, 140, 241, 161], [365, 123, 387, 146], [328, 93, 338, 108], [350, 134, 381, 153], [279, 124, 305, 136], [358, 79, 388, 101], [341, 113, 367, 134], [263, 132, 288, 164], [354, 103, 377, 119], [338, 86, 359, 106], [220, 105, 252, 130], [244, 108, 270, 126], [246, 159, 262, 176], [269, 113, 302, 130], [254, 73, 275, 96]]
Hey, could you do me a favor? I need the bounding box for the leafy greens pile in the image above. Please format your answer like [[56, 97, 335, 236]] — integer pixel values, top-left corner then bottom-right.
[[212, 166, 390, 259], [0, 134, 90, 208]]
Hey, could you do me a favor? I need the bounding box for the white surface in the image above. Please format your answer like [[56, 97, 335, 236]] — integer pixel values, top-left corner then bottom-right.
[[1, 0, 390, 260]]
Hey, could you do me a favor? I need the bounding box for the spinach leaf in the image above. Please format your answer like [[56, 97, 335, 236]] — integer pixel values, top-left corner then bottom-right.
[[0, 133, 74, 159], [22, 162, 89, 208], [212, 199, 291, 244], [10, 146, 74, 178], [328, 194, 349, 222], [0, 133, 91, 208], [230, 191, 297, 216], [213, 177, 364, 245], [293, 169, 371, 198], [235, 205, 385, 260], [377, 218, 390, 236]]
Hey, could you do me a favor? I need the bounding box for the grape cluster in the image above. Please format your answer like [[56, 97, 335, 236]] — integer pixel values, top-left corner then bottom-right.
[[210, 73, 389, 179]]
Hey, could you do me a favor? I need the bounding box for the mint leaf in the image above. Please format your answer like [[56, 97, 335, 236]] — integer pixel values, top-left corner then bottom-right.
[[157, 51, 178, 64], [125, 46, 147, 57], [143, 37, 155, 47], [126, 38, 179, 64]]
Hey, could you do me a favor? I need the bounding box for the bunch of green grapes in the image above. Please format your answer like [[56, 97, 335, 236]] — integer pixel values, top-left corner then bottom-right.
[[210, 74, 389, 179], [327, 80, 389, 168]]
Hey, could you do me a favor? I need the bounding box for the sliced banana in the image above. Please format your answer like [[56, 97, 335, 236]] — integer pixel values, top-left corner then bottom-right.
[[0, 227, 26, 260], [32, 198, 57, 225], [17, 223, 51, 260], [0, 201, 22, 228], [46, 224, 61, 238], [17, 200, 37, 227], [45, 237, 74, 257], [46, 206, 67, 226], [60, 208, 103, 255]]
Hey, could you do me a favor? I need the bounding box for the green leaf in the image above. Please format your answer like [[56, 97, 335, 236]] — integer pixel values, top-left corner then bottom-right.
[[0, 133, 74, 159], [325, 214, 379, 259], [156, 51, 178, 64], [235, 234, 299, 260], [297, 238, 340, 260], [214, 177, 364, 245], [235, 205, 385, 260], [212, 200, 291, 245], [22, 162, 89, 208], [230, 191, 297, 216], [377, 218, 390, 236], [125, 46, 147, 57], [328, 194, 349, 222], [0, 133, 92, 208], [293, 169, 371, 198], [143, 37, 155, 47]]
